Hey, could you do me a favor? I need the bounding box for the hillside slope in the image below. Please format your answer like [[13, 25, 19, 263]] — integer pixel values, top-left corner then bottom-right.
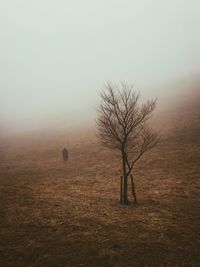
[[0, 90, 199, 266]]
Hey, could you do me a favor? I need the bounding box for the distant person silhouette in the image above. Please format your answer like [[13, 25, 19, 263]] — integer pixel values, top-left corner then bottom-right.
[[62, 148, 68, 161]]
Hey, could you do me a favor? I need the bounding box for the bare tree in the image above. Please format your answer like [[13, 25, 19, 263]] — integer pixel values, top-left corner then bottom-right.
[[97, 82, 160, 205]]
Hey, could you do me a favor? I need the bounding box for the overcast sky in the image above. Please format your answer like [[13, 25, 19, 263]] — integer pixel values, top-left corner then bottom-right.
[[0, 0, 200, 135]]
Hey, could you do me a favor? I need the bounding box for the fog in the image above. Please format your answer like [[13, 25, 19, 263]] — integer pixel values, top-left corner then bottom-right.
[[0, 0, 200, 136]]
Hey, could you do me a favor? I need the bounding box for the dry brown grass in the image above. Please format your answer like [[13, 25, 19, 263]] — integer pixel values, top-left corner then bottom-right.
[[0, 102, 200, 266]]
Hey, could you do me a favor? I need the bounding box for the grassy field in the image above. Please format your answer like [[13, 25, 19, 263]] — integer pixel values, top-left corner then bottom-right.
[[0, 97, 200, 266]]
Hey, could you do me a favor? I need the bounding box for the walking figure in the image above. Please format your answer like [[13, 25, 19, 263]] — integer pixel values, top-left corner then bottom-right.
[[62, 148, 68, 161]]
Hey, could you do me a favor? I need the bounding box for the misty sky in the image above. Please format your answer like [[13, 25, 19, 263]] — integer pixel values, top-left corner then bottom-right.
[[0, 0, 200, 135]]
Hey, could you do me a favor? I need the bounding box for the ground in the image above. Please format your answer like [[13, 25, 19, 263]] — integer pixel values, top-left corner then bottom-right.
[[0, 98, 200, 266]]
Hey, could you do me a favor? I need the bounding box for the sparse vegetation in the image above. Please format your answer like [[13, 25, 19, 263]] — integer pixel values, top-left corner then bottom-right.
[[97, 82, 160, 204], [0, 90, 199, 266]]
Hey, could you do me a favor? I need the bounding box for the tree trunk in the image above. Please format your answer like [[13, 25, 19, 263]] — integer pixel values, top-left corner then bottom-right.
[[130, 174, 137, 204], [120, 175, 123, 204], [123, 174, 128, 204], [121, 152, 128, 205]]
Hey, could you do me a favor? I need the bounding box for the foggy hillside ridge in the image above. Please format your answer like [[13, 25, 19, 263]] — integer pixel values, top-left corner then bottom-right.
[[0, 78, 200, 139]]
